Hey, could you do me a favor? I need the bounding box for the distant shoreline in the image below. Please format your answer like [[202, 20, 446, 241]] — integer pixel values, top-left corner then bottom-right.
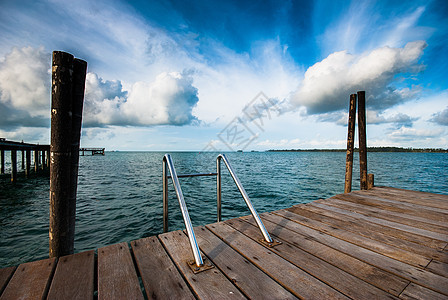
[[267, 147, 448, 153]]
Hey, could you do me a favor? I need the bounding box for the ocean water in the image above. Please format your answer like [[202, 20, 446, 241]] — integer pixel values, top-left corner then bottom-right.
[[0, 151, 447, 267]]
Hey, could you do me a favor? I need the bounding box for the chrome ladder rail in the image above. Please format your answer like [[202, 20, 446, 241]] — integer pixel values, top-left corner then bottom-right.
[[162, 154, 203, 267], [216, 154, 274, 244]]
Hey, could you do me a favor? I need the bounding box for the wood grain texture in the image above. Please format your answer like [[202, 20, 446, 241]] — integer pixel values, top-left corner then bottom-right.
[[400, 283, 447, 300], [285, 206, 431, 268], [47, 250, 95, 300], [305, 202, 446, 250], [264, 209, 448, 295], [206, 222, 349, 300], [159, 230, 245, 300], [294, 204, 448, 263], [0, 266, 16, 295], [226, 218, 397, 299], [1, 257, 56, 300], [131, 236, 195, 300], [194, 226, 297, 299], [313, 200, 448, 242], [98, 242, 143, 300], [235, 214, 409, 296]]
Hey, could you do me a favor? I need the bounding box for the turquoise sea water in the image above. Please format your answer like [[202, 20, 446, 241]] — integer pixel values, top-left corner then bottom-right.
[[0, 151, 447, 267]]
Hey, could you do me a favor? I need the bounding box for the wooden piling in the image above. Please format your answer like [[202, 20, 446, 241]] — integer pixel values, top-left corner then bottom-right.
[[21, 150, 25, 169], [46, 150, 50, 168], [344, 94, 357, 193], [358, 91, 368, 190], [11, 150, 17, 183], [41, 150, 46, 170], [49, 51, 75, 257], [34, 150, 39, 172], [68, 58, 87, 245], [1, 150, 4, 174], [25, 150, 31, 177], [367, 173, 374, 189]]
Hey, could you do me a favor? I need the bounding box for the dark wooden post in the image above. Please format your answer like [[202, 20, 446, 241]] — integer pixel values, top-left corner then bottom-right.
[[46, 150, 50, 168], [34, 150, 39, 172], [41, 150, 46, 170], [21, 150, 25, 169], [358, 91, 368, 190], [367, 174, 374, 189], [344, 94, 357, 193], [11, 150, 17, 183], [25, 150, 31, 177], [49, 51, 75, 257], [1, 150, 4, 174], [68, 58, 87, 244]]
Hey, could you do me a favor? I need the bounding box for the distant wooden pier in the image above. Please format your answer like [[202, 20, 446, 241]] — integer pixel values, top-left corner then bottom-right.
[[79, 148, 105, 156], [0, 139, 50, 182], [1, 186, 447, 299]]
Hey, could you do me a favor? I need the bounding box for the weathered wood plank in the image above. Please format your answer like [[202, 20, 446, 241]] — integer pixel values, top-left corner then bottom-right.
[[131, 236, 195, 300], [333, 193, 448, 224], [206, 222, 349, 299], [0, 266, 16, 295], [159, 230, 245, 299], [282, 206, 431, 268], [305, 202, 446, 250], [237, 214, 409, 296], [194, 226, 297, 299], [323, 195, 448, 231], [98, 242, 143, 300], [425, 260, 448, 277], [377, 186, 448, 201], [227, 217, 397, 299], [1, 257, 56, 300], [399, 282, 447, 300], [47, 250, 95, 300], [314, 200, 448, 242], [262, 210, 448, 295], [294, 204, 448, 263], [366, 187, 448, 208]]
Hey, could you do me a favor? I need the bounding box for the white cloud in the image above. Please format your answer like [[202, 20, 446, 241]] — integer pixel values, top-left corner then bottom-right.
[[430, 107, 448, 126], [0, 46, 50, 127], [84, 71, 199, 127], [388, 126, 445, 140], [292, 41, 427, 115]]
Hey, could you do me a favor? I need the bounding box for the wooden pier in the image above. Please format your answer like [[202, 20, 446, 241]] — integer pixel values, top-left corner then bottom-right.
[[79, 148, 105, 156], [0, 139, 50, 182], [1, 186, 447, 299]]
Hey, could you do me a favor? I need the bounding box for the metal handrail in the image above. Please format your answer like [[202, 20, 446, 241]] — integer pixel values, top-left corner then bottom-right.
[[217, 154, 274, 243], [163, 154, 203, 267]]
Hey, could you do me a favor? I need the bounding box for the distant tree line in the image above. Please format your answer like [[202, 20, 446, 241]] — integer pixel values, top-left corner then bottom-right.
[[267, 147, 448, 153]]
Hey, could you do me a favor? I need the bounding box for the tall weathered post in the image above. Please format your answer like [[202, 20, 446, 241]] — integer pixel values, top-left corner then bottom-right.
[[68, 58, 87, 244], [49, 51, 75, 257], [344, 94, 357, 193], [11, 150, 17, 183], [41, 150, 46, 170], [49, 51, 86, 257], [34, 150, 39, 172], [358, 91, 368, 190], [1, 150, 4, 174], [21, 150, 25, 169], [25, 150, 31, 177], [46, 150, 50, 168]]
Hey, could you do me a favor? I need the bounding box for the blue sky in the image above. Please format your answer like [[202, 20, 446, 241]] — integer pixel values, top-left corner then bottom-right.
[[0, 0, 447, 150]]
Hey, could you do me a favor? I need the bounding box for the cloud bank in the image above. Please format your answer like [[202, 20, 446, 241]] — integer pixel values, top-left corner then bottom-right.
[[0, 46, 50, 128], [292, 41, 427, 115], [0, 46, 199, 129], [84, 71, 199, 127], [430, 107, 448, 126]]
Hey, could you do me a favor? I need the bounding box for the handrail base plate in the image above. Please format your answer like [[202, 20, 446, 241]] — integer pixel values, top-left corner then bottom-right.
[[259, 239, 283, 248], [187, 257, 215, 274]]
